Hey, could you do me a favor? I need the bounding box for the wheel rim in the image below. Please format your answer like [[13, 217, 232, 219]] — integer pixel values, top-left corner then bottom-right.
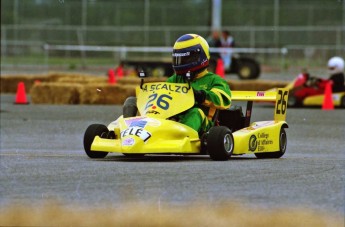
[[280, 131, 287, 152], [240, 67, 251, 78], [224, 134, 233, 153], [100, 131, 108, 138]]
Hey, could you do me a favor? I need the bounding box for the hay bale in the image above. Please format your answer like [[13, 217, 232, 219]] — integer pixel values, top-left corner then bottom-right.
[[30, 82, 81, 104], [1, 72, 106, 94], [46, 71, 102, 82], [0, 75, 50, 93], [79, 83, 137, 105], [54, 75, 107, 84]]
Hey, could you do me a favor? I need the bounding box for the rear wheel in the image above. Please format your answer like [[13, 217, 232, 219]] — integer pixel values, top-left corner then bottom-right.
[[255, 128, 287, 159], [287, 95, 302, 107], [236, 58, 260, 79], [207, 126, 234, 161], [84, 124, 109, 158]]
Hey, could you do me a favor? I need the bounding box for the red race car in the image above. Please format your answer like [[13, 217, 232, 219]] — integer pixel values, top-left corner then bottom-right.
[[286, 72, 345, 108]]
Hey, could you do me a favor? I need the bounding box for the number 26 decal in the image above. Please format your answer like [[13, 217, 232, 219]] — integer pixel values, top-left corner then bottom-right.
[[145, 94, 173, 110], [276, 90, 288, 114]]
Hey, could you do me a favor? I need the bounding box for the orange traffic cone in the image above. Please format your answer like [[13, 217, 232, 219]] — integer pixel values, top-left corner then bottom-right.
[[108, 68, 117, 84], [14, 82, 29, 104], [215, 58, 225, 78], [115, 64, 124, 78], [322, 81, 334, 110]]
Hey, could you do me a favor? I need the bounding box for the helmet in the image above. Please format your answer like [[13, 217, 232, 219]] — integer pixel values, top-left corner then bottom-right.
[[172, 34, 210, 77], [327, 56, 344, 75]]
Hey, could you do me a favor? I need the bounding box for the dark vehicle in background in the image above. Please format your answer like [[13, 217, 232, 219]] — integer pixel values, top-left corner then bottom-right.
[[121, 54, 260, 80]]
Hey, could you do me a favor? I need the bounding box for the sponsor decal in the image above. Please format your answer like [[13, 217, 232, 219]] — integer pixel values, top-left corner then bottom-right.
[[257, 91, 265, 97], [257, 132, 273, 151], [122, 137, 134, 146], [125, 117, 161, 128], [129, 120, 147, 128], [249, 135, 257, 152], [141, 83, 188, 94], [201, 59, 208, 65], [146, 110, 160, 115], [172, 52, 190, 57], [125, 117, 148, 128], [120, 126, 152, 142], [199, 84, 208, 90]]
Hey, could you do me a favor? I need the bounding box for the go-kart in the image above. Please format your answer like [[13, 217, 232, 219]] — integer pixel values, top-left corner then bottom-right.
[[84, 72, 289, 161], [286, 72, 345, 107]]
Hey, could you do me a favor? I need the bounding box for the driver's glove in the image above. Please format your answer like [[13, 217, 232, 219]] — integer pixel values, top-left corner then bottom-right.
[[193, 89, 206, 104]]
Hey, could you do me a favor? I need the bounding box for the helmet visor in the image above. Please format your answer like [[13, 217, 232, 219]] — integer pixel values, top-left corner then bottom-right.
[[172, 50, 200, 66]]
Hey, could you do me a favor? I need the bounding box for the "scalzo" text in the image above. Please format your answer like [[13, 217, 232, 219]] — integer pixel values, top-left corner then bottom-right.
[[142, 83, 188, 94]]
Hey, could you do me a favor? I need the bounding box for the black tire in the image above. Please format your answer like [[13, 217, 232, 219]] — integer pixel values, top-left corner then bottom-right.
[[287, 95, 300, 107], [207, 126, 234, 161], [255, 128, 287, 159], [83, 124, 109, 158], [123, 96, 138, 117], [236, 58, 260, 79]]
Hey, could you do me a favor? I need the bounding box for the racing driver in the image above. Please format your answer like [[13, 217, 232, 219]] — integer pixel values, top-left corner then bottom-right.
[[327, 56, 345, 92], [168, 33, 232, 134]]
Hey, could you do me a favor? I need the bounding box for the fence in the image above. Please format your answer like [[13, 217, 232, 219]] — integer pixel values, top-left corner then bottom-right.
[[2, 24, 344, 47], [1, 25, 344, 72]]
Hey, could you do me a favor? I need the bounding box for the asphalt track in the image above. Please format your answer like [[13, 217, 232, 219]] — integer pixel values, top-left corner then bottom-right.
[[0, 94, 344, 215]]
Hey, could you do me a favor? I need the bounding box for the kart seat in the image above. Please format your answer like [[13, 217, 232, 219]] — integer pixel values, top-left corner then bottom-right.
[[217, 105, 245, 132]]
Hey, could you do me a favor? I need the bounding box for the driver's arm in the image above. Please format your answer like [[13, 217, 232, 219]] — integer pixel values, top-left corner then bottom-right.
[[201, 77, 232, 110], [166, 74, 232, 110]]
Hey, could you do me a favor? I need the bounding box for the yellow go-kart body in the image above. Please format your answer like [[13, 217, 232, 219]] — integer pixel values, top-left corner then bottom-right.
[[90, 82, 201, 154], [85, 81, 289, 160], [302, 92, 345, 107], [225, 90, 288, 156]]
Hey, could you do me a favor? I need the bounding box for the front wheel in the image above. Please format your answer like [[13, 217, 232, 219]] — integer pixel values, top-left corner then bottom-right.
[[84, 124, 109, 158], [255, 128, 287, 159], [207, 126, 234, 161], [123, 97, 138, 118]]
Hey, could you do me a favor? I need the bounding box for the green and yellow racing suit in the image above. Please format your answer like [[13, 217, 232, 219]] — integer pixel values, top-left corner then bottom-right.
[[167, 70, 232, 133]]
